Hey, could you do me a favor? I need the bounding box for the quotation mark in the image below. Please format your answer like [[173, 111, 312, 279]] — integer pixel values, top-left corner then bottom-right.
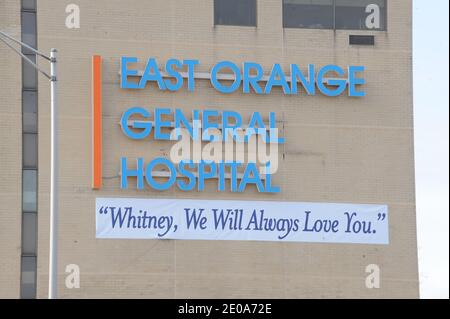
[[99, 206, 109, 215], [377, 213, 386, 221]]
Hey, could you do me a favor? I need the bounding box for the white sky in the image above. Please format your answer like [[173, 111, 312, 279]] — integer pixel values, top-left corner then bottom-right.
[[413, 0, 449, 299]]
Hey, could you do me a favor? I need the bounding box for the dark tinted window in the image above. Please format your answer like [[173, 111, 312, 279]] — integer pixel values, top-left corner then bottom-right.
[[23, 133, 37, 168], [21, 0, 36, 11], [21, 11, 36, 53], [283, 0, 333, 29], [22, 213, 37, 255], [22, 169, 37, 212], [23, 91, 37, 133], [20, 256, 36, 299], [214, 0, 256, 26], [336, 0, 386, 30], [349, 35, 375, 45], [283, 0, 387, 31], [22, 54, 37, 89]]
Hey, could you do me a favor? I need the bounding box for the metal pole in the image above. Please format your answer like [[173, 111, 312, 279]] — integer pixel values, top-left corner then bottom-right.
[[0, 30, 51, 61], [48, 48, 58, 299]]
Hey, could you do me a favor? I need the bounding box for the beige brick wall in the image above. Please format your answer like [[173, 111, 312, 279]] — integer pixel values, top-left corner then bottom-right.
[[0, 0, 22, 299], [1, 0, 419, 298]]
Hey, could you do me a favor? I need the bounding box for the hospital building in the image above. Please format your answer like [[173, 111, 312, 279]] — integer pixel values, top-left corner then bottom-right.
[[0, 0, 419, 298]]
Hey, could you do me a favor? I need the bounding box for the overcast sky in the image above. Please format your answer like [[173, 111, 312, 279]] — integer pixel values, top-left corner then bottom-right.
[[413, 0, 449, 299]]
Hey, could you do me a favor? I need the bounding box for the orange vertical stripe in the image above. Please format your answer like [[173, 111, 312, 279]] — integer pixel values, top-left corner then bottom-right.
[[92, 55, 102, 189]]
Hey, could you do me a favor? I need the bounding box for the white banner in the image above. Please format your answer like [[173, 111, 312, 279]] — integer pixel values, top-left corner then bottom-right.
[[96, 197, 389, 245]]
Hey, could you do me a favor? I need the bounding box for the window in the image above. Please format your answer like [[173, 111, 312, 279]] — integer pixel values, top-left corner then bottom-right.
[[22, 213, 37, 255], [20, 256, 36, 299], [22, 54, 37, 89], [21, 11, 36, 54], [21, 0, 36, 11], [283, 0, 387, 31], [22, 170, 37, 212], [349, 35, 375, 45], [23, 91, 37, 133], [283, 0, 333, 29], [214, 0, 256, 26], [23, 133, 37, 168], [335, 0, 386, 30]]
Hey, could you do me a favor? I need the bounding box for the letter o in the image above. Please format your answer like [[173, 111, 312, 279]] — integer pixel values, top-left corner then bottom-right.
[[210, 61, 242, 94], [145, 158, 177, 190]]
